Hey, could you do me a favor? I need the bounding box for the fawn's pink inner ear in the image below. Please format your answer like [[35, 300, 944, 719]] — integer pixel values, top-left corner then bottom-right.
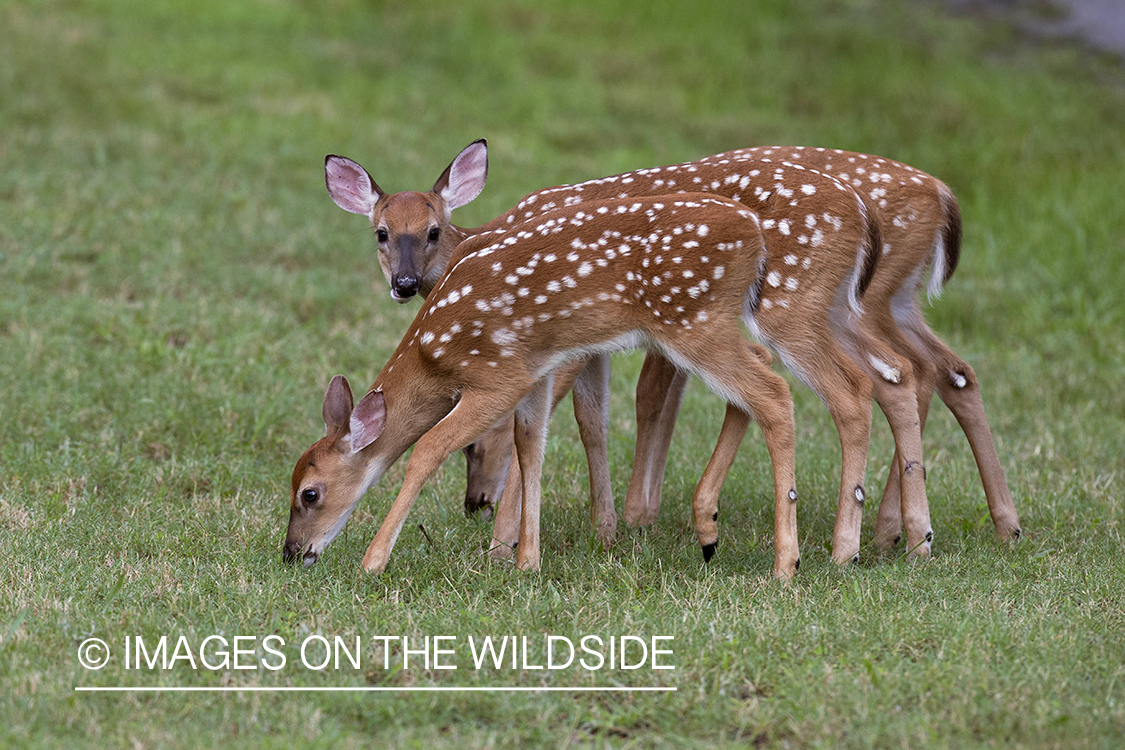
[[441, 140, 489, 211], [349, 390, 386, 453], [325, 156, 380, 215]]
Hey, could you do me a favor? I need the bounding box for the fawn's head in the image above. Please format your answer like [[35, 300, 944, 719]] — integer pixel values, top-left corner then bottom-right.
[[461, 418, 514, 518], [324, 140, 488, 302], [283, 375, 387, 566]]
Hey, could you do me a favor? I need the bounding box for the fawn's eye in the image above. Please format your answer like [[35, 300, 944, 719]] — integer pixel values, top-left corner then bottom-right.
[[301, 488, 319, 505], [428, 227, 441, 243], [376, 228, 389, 242]]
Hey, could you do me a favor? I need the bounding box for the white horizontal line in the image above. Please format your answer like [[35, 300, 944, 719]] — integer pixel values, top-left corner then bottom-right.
[[75, 686, 676, 693]]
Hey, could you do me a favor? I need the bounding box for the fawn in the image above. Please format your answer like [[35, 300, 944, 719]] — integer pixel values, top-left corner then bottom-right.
[[618, 147, 1021, 548]]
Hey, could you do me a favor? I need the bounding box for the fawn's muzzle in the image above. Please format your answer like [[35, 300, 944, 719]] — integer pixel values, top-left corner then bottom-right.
[[282, 540, 318, 567]]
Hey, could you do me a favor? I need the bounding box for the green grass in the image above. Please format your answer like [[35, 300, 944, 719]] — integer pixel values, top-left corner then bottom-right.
[[2, 0, 1124, 747]]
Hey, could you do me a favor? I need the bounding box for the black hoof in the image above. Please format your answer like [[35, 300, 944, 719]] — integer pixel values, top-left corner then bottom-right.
[[701, 543, 717, 563]]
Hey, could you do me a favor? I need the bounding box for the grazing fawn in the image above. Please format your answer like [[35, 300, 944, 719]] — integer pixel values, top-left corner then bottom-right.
[[621, 147, 1020, 548], [284, 195, 803, 578], [779, 147, 1019, 545], [326, 142, 945, 563]]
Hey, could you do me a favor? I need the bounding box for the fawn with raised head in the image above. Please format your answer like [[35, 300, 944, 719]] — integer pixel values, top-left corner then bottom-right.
[[324, 139, 489, 302], [325, 141, 1020, 559], [284, 194, 803, 577], [326, 142, 943, 564]]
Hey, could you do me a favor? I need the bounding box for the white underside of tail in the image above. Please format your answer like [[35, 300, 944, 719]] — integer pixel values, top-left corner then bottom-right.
[[846, 193, 874, 317], [926, 227, 946, 302]]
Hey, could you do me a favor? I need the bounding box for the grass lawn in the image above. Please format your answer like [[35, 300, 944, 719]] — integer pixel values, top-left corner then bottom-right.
[[2, 0, 1123, 747]]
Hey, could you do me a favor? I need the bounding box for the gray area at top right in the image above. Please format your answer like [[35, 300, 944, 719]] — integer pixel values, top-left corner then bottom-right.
[[947, 0, 1125, 57]]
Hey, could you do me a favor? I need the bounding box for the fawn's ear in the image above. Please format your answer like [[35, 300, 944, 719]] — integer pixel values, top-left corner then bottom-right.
[[325, 155, 384, 215], [433, 139, 488, 215], [322, 375, 354, 437], [349, 389, 386, 453]]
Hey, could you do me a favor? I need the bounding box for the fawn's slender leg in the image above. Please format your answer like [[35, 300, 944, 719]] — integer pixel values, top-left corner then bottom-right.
[[675, 337, 798, 580], [488, 457, 522, 560], [571, 354, 617, 547], [875, 311, 1019, 546], [691, 404, 751, 561], [915, 325, 1020, 540], [513, 376, 552, 572], [765, 334, 875, 565], [850, 328, 933, 560], [624, 352, 688, 527], [868, 312, 938, 548], [487, 357, 609, 558], [363, 392, 528, 573], [826, 387, 876, 566]]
